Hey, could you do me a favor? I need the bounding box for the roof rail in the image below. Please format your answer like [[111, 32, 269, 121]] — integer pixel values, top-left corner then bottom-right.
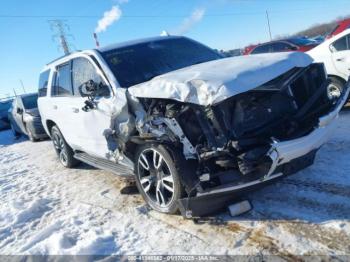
[[46, 50, 81, 66]]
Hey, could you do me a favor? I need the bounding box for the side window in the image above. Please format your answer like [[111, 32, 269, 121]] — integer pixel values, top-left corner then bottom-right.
[[251, 44, 271, 54], [271, 42, 293, 52], [38, 70, 50, 97], [72, 57, 110, 97], [52, 63, 73, 96], [331, 34, 350, 52]]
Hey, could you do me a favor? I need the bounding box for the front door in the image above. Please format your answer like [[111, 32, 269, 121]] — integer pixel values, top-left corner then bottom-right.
[[11, 98, 25, 133], [330, 33, 350, 79], [69, 56, 115, 159]]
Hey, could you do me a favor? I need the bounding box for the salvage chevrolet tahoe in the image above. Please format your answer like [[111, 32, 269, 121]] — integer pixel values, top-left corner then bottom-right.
[[38, 36, 349, 217]]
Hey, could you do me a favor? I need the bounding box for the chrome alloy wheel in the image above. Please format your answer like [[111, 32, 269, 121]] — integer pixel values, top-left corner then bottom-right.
[[52, 132, 68, 166], [327, 83, 342, 100], [137, 148, 175, 208]]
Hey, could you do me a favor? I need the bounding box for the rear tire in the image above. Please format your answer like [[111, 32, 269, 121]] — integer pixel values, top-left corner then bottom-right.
[[134, 143, 185, 214], [51, 125, 80, 168]]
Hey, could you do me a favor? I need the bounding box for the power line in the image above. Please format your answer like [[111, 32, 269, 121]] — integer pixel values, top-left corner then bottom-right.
[[0, 8, 349, 18]]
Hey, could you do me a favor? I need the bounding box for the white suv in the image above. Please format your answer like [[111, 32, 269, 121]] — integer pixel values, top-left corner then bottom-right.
[[308, 29, 350, 100], [38, 36, 349, 217]]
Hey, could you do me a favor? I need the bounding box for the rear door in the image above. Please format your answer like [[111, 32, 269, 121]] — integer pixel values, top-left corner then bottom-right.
[[49, 62, 79, 148], [330, 33, 350, 79]]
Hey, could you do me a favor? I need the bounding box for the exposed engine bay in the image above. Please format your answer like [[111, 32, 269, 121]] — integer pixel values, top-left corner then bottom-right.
[[108, 63, 338, 196]]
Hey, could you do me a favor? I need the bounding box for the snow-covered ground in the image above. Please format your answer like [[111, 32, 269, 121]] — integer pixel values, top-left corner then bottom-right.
[[0, 111, 350, 256]]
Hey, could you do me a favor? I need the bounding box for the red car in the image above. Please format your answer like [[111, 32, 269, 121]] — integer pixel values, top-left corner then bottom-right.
[[326, 19, 350, 39], [242, 44, 257, 55], [244, 38, 318, 55]]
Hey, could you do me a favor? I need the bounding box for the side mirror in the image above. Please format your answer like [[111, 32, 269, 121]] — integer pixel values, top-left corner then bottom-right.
[[79, 80, 110, 98], [79, 80, 98, 97], [16, 108, 23, 114]]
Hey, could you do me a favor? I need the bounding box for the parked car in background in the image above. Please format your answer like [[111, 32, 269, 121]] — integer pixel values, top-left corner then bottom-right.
[[38, 36, 349, 217], [242, 44, 257, 55], [246, 38, 318, 55], [8, 93, 47, 141], [308, 29, 350, 101], [310, 35, 325, 45], [0, 98, 13, 130], [326, 18, 350, 39]]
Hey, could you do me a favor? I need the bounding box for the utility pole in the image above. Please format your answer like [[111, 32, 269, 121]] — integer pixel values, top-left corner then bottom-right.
[[266, 10, 272, 41], [49, 20, 74, 55], [19, 79, 26, 94]]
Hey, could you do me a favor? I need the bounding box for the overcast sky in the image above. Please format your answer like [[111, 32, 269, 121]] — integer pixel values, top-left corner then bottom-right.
[[1, 0, 350, 96]]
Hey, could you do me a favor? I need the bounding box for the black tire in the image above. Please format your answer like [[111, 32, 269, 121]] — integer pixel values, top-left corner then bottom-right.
[[51, 125, 80, 168], [10, 121, 20, 138], [134, 143, 185, 214], [328, 77, 344, 102]]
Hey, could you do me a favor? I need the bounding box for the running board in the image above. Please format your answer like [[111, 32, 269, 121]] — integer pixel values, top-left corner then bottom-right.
[[74, 152, 134, 177]]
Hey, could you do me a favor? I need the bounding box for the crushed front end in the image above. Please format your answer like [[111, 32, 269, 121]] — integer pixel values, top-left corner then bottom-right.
[[130, 63, 349, 217]]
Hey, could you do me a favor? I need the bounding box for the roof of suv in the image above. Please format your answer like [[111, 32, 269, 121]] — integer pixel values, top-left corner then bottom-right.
[[45, 35, 184, 68], [97, 35, 184, 53]]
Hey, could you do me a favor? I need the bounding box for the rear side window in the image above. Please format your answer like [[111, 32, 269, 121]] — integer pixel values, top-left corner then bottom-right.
[[38, 70, 50, 97], [52, 63, 73, 96], [251, 44, 271, 54], [271, 42, 293, 52], [331, 34, 350, 51]]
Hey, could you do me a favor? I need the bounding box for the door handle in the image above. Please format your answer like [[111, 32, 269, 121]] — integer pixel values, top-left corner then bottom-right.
[[53, 105, 58, 110], [71, 107, 79, 113], [336, 57, 345, 62]]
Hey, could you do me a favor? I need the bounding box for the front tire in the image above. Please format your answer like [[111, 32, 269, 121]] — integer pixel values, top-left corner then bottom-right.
[[327, 77, 344, 102], [51, 125, 80, 168], [134, 143, 185, 214]]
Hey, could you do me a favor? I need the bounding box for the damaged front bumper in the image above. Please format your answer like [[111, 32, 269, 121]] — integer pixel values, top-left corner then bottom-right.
[[178, 81, 350, 218]]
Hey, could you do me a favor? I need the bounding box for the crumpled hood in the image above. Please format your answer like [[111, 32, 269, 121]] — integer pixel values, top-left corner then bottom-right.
[[128, 52, 313, 106]]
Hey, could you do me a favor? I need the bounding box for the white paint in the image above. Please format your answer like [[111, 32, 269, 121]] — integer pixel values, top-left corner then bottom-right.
[[308, 29, 350, 81], [128, 52, 313, 106]]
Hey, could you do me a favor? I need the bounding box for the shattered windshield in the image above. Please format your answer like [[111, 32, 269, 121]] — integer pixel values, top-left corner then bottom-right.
[[101, 38, 222, 88]]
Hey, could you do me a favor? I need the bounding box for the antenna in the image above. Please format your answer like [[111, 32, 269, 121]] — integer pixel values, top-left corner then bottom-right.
[[48, 19, 74, 55], [19, 79, 26, 94]]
